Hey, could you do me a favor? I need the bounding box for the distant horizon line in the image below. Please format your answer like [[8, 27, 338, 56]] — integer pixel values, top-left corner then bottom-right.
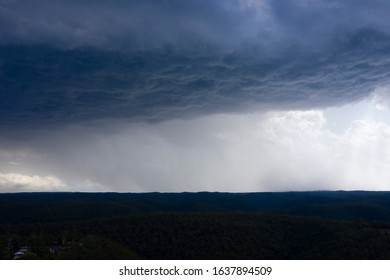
[[0, 189, 388, 195]]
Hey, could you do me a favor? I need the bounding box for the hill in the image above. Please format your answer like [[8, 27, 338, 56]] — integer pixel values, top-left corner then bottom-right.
[[1, 191, 390, 259]]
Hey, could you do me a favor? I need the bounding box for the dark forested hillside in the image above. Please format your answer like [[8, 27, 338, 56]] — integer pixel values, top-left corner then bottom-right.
[[1, 191, 390, 259], [1, 191, 390, 224]]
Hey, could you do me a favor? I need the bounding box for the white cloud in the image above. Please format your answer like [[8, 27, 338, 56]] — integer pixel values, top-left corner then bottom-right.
[[263, 111, 390, 190], [371, 86, 390, 111], [0, 172, 67, 192]]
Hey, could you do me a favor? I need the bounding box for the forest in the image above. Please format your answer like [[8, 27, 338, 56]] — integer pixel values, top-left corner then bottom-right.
[[1, 191, 390, 259]]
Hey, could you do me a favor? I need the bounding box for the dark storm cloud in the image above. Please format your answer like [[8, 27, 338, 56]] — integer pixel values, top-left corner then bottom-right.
[[1, 0, 390, 126], [0, 0, 251, 49]]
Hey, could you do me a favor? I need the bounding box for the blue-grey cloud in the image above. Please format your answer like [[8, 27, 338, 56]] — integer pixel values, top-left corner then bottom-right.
[[1, 0, 390, 127], [0, 0, 253, 50]]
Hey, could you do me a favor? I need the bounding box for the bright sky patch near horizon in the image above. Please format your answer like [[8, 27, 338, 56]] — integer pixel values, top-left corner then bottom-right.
[[1, 0, 390, 192]]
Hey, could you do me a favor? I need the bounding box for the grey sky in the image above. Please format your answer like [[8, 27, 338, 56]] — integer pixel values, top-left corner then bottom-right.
[[1, 0, 390, 192]]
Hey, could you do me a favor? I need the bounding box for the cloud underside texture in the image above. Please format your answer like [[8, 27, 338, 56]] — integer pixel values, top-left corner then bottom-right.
[[1, 0, 390, 125]]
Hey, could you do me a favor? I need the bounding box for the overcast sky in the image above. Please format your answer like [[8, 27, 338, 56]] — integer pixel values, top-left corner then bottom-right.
[[1, 0, 390, 192]]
